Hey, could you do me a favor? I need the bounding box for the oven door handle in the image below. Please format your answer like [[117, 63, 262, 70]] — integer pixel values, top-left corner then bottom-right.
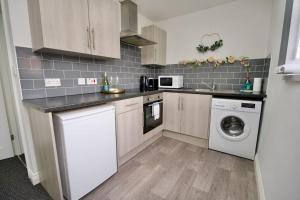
[[148, 101, 163, 107]]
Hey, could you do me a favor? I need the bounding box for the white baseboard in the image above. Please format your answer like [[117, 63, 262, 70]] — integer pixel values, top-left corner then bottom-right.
[[254, 155, 266, 200], [27, 168, 40, 185]]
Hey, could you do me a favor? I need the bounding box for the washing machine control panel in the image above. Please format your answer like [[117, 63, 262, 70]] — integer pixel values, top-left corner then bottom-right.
[[230, 104, 239, 110], [212, 98, 262, 113], [241, 103, 256, 109]]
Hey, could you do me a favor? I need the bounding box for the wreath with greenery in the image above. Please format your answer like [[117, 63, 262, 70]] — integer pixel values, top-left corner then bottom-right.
[[196, 33, 223, 53], [179, 56, 250, 70]]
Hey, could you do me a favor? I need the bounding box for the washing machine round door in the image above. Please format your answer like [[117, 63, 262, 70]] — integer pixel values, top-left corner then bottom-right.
[[216, 112, 251, 141]]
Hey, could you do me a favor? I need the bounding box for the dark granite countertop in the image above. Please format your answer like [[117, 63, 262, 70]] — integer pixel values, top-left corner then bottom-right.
[[23, 88, 267, 113]]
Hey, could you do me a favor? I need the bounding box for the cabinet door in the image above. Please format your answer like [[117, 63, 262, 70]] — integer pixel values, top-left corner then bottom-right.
[[163, 93, 181, 133], [141, 26, 155, 65], [141, 25, 166, 65], [88, 0, 120, 59], [28, 0, 91, 54], [156, 27, 167, 65], [117, 108, 143, 158], [180, 94, 212, 139]]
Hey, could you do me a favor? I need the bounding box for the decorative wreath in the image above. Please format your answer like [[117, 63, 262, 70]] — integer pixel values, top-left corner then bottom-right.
[[196, 33, 223, 53], [179, 56, 250, 69]]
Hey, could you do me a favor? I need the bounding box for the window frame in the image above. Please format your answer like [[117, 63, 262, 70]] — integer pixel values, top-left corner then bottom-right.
[[286, 0, 300, 64]]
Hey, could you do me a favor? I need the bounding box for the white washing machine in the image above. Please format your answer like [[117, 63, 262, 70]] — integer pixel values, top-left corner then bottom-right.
[[209, 98, 262, 160]]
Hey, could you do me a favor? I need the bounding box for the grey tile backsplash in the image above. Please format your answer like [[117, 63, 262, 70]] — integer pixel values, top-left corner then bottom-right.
[[155, 59, 270, 90], [16, 43, 270, 99], [16, 43, 155, 99]]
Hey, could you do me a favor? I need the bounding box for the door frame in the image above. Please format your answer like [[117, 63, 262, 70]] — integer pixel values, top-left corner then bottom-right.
[[0, 2, 23, 156], [0, 80, 14, 159], [0, 0, 40, 185]]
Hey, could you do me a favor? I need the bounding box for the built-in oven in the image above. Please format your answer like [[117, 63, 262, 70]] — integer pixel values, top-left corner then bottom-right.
[[143, 94, 163, 134]]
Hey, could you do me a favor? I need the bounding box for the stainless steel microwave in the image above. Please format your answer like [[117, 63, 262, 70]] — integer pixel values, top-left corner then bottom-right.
[[158, 76, 183, 88]]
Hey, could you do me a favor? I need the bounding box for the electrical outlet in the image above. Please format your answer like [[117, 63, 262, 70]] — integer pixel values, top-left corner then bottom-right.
[[86, 78, 97, 85], [78, 78, 86, 85], [45, 79, 61, 87]]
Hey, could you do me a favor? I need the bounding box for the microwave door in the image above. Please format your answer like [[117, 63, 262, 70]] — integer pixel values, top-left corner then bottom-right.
[[160, 78, 173, 86]]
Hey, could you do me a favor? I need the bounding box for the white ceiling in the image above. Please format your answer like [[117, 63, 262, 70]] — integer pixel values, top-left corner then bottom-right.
[[131, 0, 237, 22]]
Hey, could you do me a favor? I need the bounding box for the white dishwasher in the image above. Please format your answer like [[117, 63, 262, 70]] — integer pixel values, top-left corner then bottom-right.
[[53, 105, 117, 200]]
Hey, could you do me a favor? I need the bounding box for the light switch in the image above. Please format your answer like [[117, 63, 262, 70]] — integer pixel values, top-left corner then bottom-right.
[[87, 78, 97, 85], [45, 79, 61, 87], [78, 78, 86, 85]]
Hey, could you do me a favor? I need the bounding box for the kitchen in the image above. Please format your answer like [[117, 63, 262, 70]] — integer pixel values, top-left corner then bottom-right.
[[0, 0, 299, 200]]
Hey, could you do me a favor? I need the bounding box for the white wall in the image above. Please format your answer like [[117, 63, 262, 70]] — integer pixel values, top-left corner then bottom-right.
[[7, 0, 32, 47], [157, 0, 272, 64], [138, 13, 153, 35], [257, 0, 300, 200]]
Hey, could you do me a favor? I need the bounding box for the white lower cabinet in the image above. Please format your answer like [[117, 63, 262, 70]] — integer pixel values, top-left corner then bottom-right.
[[164, 93, 181, 133], [164, 92, 212, 139], [114, 97, 143, 159], [114, 93, 211, 167], [116, 107, 143, 158], [27, 0, 120, 59]]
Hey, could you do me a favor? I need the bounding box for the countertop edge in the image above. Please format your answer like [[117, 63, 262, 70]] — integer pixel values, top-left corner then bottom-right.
[[23, 89, 267, 113]]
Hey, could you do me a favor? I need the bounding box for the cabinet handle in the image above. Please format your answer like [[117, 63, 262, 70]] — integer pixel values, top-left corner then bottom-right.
[[92, 28, 95, 50], [126, 103, 139, 107], [86, 27, 91, 49], [148, 101, 163, 107], [154, 48, 156, 64], [178, 96, 180, 110], [181, 97, 184, 111]]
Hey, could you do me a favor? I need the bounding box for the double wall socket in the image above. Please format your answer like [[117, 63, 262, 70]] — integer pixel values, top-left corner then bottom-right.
[[86, 78, 97, 85], [78, 78, 97, 85], [45, 78, 97, 87], [78, 78, 86, 85], [45, 79, 61, 87]]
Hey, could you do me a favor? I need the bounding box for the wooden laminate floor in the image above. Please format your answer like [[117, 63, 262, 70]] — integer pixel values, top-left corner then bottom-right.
[[84, 136, 257, 200]]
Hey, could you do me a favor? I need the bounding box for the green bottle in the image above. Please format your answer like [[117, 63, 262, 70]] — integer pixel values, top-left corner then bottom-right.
[[102, 72, 110, 92], [241, 76, 253, 92]]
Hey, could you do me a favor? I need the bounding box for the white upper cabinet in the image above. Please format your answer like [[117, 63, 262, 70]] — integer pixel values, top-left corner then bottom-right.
[[27, 0, 120, 59], [88, 0, 120, 59], [141, 25, 167, 66]]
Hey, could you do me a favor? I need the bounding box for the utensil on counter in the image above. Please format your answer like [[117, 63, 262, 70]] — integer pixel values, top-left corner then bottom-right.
[[101, 88, 125, 94], [140, 76, 149, 92], [253, 78, 263, 92]]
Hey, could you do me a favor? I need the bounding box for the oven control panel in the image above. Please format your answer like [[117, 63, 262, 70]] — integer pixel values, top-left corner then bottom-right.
[[143, 93, 163, 104]]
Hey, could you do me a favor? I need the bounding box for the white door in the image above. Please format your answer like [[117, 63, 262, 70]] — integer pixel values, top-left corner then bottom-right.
[[0, 80, 14, 160]]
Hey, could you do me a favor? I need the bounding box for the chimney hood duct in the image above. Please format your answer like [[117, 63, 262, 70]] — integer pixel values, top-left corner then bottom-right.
[[120, 0, 156, 46]]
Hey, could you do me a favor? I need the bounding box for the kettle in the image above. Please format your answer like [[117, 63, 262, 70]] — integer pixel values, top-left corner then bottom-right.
[[140, 76, 149, 92]]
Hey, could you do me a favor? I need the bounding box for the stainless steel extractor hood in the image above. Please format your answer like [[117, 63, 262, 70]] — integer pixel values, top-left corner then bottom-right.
[[120, 0, 156, 46]]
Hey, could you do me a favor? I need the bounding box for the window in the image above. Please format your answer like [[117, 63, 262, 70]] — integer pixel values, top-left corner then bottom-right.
[[278, 0, 300, 75], [285, 0, 300, 65], [296, 22, 300, 60]]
